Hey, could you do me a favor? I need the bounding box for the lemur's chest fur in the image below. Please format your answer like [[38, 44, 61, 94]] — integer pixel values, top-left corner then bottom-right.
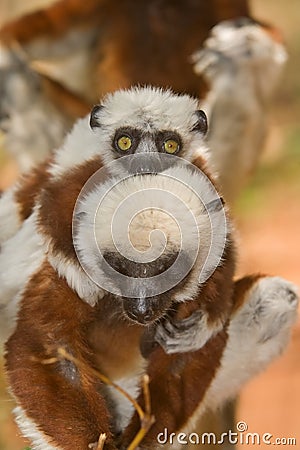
[[88, 306, 145, 382], [88, 301, 147, 431]]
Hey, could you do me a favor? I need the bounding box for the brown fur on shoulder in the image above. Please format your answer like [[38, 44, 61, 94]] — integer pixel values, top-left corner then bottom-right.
[[0, 0, 106, 43], [14, 160, 51, 221], [38, 156, 103, 260]]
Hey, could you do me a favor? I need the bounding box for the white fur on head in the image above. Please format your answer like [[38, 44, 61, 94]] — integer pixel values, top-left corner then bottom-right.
[[94, 87, 201, 131], [50, 87, 209, 178], [92, 87, 209, 164]]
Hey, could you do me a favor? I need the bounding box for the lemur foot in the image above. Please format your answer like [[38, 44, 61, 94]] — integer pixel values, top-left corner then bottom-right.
[[207, 276, 299, 407], [236, 276, 298, 347], [191, 17, 287, 102], [155, 311, 223, 354]]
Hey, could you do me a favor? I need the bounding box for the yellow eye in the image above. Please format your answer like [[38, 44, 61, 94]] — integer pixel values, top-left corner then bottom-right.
[[117, 135, 132, 151], [164, 139, 179, 154]]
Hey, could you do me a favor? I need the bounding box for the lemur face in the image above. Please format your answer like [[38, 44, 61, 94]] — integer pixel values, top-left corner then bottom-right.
[[89, 87, 208, 173], [70, 88, 226, 325]]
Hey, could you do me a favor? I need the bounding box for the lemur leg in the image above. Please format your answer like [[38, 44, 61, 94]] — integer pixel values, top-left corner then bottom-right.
[[185, 275, 298, 450], [5, 262, 116, 450], [0, 0, 103, 45], [192, 18, 287, 202], [0, 45, 89, 171], [121, 275, 298, 449], [200, 276, 298, 410]]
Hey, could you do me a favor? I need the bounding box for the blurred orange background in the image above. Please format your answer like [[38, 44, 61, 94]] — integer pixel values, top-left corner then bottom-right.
[[0, 1, 299, 449]]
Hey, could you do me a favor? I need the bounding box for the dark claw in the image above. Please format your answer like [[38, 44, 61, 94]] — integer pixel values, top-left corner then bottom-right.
[[172, 310, 203, 331], [286, 289, 298, 304]]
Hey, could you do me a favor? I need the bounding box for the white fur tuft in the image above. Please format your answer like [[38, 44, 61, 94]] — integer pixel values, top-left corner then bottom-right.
[[14, 406, 61, 450], [0, 212, 45, 342], [0, 188, 22, 244], [48, 252, 104, 306]]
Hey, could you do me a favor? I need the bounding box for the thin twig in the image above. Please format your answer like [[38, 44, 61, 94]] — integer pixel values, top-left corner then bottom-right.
[[127, 375, 155, 450], [88, 433, 106, 450], [97, 433, 107, 450], [142, 374, 151, 417]]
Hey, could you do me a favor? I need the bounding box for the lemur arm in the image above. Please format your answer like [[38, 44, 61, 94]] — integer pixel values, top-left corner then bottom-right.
[[121, 274, 298, 448], [5, 261, 116, 450], [154, 241, 235, 355], [0, 0, 106, 44], [192, 19, 287, 202]]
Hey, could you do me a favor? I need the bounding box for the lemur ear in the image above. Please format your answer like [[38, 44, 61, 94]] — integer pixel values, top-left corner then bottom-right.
[[90, 105, 104, 130], [192, 110, 208, 135]]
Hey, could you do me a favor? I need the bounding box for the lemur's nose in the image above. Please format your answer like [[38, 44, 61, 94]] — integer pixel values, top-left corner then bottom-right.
[[128, 153, 163, 175], [122, 294, 173, 325], [123, 296, 156, 324]]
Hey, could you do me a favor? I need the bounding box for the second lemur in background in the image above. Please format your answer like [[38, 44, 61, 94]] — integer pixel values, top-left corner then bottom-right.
[[0, 1, 286, 202]]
